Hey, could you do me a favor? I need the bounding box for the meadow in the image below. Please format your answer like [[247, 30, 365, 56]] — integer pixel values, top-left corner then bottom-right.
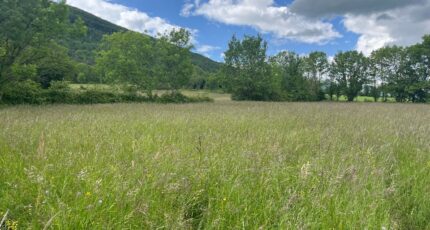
[[1, 100, 430, 229]]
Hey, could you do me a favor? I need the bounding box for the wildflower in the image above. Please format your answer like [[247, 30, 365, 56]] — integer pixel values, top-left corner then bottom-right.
[[6, 220, 18, 230], [223, 197, 227, 202], [85, 192, 92, 197], [98, 199, 103, 205]]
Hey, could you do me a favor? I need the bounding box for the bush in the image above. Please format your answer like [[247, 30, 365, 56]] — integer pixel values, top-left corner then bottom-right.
[[157, 92, 213, 103], [74, 90, 120, 104], [1, 80, 44, 104], [0, 83, 212, 105], [42, 81, 74, 103]]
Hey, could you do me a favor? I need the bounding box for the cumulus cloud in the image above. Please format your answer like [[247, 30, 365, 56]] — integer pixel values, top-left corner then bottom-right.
[[186, 0, 341, 43], [290, 0, 425, 18], [183, 0, 430, 55], [67, 0, 189, 37], [343, 1, 430, 55]]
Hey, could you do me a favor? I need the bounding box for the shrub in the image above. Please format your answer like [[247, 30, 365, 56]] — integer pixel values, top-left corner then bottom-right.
[[157, 92, 213, 103], [0, 83, 212, 105], [74, 90, 120, 104], [1, 80, 44, 104]]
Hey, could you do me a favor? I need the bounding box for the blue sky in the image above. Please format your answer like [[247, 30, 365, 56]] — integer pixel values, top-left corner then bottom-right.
[[67, 0, 430, 62]]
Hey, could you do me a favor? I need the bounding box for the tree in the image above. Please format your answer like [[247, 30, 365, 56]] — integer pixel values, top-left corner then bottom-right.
[[157, 28, 194, 91], [404, 37, 430, 102], [325, 74, 342, 101], [270, 51, 311, 101], [0, 0, 77, 84], [223, 35, 276, 101], [370, 46, 405, 102], [331, 51, 369, 101], [32, 43, 76, 88], [303, 52, 329, 100], [95, 32, 157, 96], [0, 0, 85, 101]]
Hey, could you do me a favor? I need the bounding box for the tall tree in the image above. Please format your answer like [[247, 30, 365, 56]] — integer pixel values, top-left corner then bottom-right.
[[0, 0, 85, 101], [270, 51, 311, 101], [96, 32, 156, 95], [331, 51, 369, 101], [157, 28, 194, 91], [303, 52, 329, 100], [405, 37, 430, 102], [370, 46, 405, 102], [0, 0, 78, 84], [223, 35, 275, 101]]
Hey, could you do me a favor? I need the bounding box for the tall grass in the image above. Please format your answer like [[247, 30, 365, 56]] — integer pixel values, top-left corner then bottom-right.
[[0, 102, 429, 229]]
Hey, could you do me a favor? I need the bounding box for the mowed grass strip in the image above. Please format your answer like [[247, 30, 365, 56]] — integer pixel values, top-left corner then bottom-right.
[[0, 102, 429, 229]]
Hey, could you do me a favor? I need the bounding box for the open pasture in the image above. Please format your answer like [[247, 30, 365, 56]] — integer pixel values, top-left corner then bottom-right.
[[1, 102, 429, 229]]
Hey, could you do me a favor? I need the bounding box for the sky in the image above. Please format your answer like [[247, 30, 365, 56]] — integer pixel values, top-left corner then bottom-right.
[[67, 0, 430, 62]]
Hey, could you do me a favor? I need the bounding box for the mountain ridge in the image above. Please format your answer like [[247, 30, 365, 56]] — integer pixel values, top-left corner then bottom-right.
[[65, 5, 222, 73]]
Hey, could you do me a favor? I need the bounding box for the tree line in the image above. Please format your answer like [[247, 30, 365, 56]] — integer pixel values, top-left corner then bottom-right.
[[0, 0, 429, 104], [219, 35, 430, 102], [0, 0, 206, 104]]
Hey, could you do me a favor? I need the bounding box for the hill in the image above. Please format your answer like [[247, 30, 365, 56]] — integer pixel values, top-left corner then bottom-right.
[[63, 6, 222, 74]]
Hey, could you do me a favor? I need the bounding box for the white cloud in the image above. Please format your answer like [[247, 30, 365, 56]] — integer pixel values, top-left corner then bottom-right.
[[343, 1, 430, 55], [194, 45, 221, 58], [290, 0, 425, 18], [67, 0, 191, 38], [181, 3, 195, 17], [196, 44, 220, 53], [188, 0, 341, 43], [184, 0, 430, 55]]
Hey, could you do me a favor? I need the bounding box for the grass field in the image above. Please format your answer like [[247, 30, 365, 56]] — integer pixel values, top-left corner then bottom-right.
[[69, 84, 397, 103], [1, 101, 430, 229]]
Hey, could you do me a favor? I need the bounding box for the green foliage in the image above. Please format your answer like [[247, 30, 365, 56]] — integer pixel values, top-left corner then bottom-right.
[[75, 63, 99, 83], [10, 64, 38, 82], [371, 41, 430, 103], [96, 32, 157, 95], [0, 1, 428, 104], [0, 0, 72, 84], [0, 80, 212, 105], [34, 43, 77, 88], [303, 51, 329, 101], [371, 46, 407, 102], [157, 29, 194, 91], [63, 6, 220, 76], [157, 91, 213, 103], [96, 29, 195, 94], [270, 51, 317, 101], [331, 51, 369, 102], [1, 80, 43, 104], [224, 35, 277, 101]]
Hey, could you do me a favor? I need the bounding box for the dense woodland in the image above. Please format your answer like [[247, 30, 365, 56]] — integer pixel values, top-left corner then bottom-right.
[[0, 0, 429, 104]]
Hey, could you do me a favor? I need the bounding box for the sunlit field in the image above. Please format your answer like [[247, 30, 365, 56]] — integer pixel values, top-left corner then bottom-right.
[[1, 101, 429, 229]]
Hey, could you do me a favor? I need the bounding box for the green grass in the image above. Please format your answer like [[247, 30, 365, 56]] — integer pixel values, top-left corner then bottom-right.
[[69, 84, 231, 101], [1, 102, 429, 229]]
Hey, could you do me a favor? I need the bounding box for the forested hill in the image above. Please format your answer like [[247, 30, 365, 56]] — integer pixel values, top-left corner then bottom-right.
[[65, 6, 222, 73]]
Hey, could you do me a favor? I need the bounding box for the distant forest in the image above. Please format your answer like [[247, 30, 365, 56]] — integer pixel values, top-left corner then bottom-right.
[[0, 0, 429, 104]]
